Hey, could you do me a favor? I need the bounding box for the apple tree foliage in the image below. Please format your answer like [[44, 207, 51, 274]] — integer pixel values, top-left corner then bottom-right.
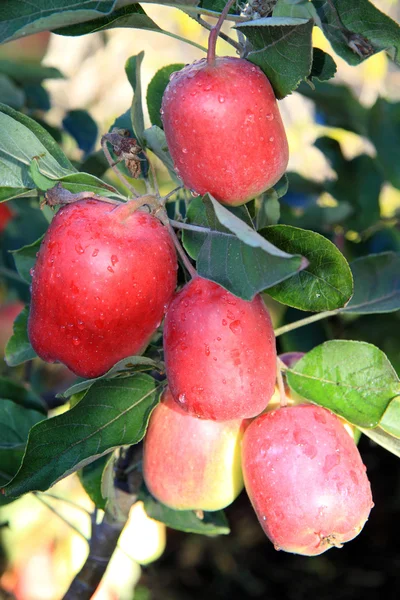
[[0, 0, 400, 543]]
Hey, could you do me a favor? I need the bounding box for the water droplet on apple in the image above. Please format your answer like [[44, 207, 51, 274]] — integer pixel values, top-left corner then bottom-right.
[[111, 254, 119, 266], [160, 108, 164, 115], [218, 95, 225, 103], [190, 190, 200, 197], [77, 320, 85, 330], [182, 148, 188, 154], [30, 267, 35, 277], [222, 319, 227, 326], [107, 266, 114, 273], [269, 136, 275, 142], [204, 344, 210, 356], [229, 320, 242, 334], [266, 113, 274, 121], [72, 337, 81, 346], [75, 243, 84, 254], [177, 393, 187, 407], [92, 248, 99, 257]]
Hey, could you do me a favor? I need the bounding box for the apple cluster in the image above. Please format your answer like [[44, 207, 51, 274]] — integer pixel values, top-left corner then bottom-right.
[[27, 50, 373, 557]]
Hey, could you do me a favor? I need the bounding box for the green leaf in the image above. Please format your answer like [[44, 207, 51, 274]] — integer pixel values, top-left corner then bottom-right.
[[139, 487, 230, 535], [380, 397, 400, 439], [63, 110, 98, 156], [264, 225, 354, 312], [286, 340, 400, 428], [5, 307, 37, 367], [315, 138, 383, 232], [368, 98, 400, 190], [343, 252, 400, 315], [147, 64, 185, 129], [308, 48, 337, 83], [0, 399, 44, 502], [0, 0, 118, 45], [11, 236, 43, 283], [0, 74, 25, 109], [0, 59, 63, 84], [298, 81, 368, 135], [182, 196, 305, 300], [143, 125, 178, 181], [0, 377, 46, 414], [3, 375, 161, 498], [126, 52, 145, 143], [54, 3, 160, 36], [24, 83, 51, 112], [360, 426, 400, 458], [78, 454, 109, 510], [0, 103, 75, 199], [236, 17, 313, 98], [313, 0, 400, 66], [61, 355, 164, 398]]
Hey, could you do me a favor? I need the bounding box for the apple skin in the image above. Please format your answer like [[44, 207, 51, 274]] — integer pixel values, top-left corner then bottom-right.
[[143, 388, 246, 511], [28, 200, 177, 378], [242, 405, 373, 556], [161, 57, 288, 206], [163, 276, 277, 421]]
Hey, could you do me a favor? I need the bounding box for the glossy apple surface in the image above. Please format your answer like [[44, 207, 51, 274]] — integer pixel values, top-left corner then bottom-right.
[[143, 388, 246, 511], [161, 57, 288, 206], [163, 276, 276, 421], [28, 200, 177, 378], [242, 405, 373, 555]]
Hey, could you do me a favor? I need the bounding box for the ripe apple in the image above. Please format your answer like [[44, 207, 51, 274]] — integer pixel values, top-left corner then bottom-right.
[[242, 404, 374, 556], [163, 276, 276, 421], [161, 57, 288, 206], [28, 200, 177, 378], [143, 387, 246, 511]]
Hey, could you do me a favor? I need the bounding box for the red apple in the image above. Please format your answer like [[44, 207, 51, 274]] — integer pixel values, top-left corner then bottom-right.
[[0, 203, 13, 234], [163, 276, 276, 421], [242, 405, 373, 556], [143, 387, 246, 511], [161, 57, 288, 206], [28, 200, 177, 378]]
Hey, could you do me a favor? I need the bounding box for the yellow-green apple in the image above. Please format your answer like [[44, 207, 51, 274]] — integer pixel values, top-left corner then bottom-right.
[[242, 404, 374, 556], [28, 200, 177, 378], [163, 276, 276, 421], [143, 387, 247, 511]]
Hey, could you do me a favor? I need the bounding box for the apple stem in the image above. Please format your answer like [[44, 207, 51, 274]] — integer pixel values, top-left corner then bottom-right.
[[112, 195, 159, 221], [274, 309, 341, 338], [160, 186, 184, 205], [197, 16, 241, 53], [101, 138, 141, 198], [166, 222, 197, 279], [207, 0, 237, 65], [276, 357, 288, 408]]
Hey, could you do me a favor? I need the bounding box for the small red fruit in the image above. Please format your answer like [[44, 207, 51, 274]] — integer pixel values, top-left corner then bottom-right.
[[242, 405, 373, 556], [0, 203, 13, 234], [28, 200, 177, 378], [161, 57, 288, 206], [164, 276, 276, 421], [143, 388, 246, 511]]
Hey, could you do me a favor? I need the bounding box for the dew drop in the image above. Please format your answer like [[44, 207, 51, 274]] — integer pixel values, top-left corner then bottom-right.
[[266, 113, 274, 121], [177, 393, 187, 407], [75, 243, 84, 254], [107, 266, 114, 273], [218, 95, 225, 103], [29, 267, 35, 277], [111, 254, 119, 266], [77, 320, 85, 330], [182, 148, 188, 154], [204, 344, 210, 356], [222, 319, 227, 326], [190, 190, 200, 197], [72, 337, 81, 346], [269, 136, 275, 142], [160, 108, 164, 115], [92, 248, 99, 257], [229, 320, 242, 334]]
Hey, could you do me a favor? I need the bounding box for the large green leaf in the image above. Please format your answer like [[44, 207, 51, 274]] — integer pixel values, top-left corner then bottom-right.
[[78, 454, 110, 510], [343, 253, 400, 315], [313, 0, 400, 66], [0, 60, 63, 84], [182, 196, 305, 300], [0, 399, 44, 503], [5, 307, 37, 367], [265, 225, 353, 312], [286, 340, 400, 428], [139, 486, 230, 535], [11, 236, 43, 284], [147, 64, 185, 129], [3, 375, 161, 498], [236, 17, 313, 98], [61, 355, 164, 398]]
